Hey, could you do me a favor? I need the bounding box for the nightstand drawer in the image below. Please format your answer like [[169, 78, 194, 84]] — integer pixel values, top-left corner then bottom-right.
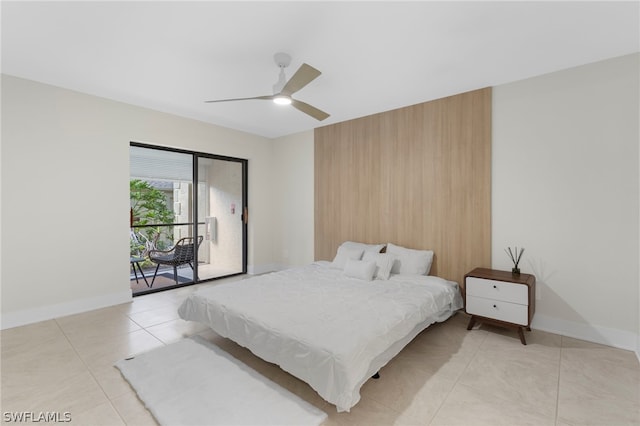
[[466, 277, 528, 304], [466, 295, 528, 325]]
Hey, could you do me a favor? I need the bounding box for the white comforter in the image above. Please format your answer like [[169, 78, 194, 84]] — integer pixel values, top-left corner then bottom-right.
[[177, 262, 463, 412]]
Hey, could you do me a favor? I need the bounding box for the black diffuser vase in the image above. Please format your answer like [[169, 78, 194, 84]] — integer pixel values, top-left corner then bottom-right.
[[506, 247, 524, 276]]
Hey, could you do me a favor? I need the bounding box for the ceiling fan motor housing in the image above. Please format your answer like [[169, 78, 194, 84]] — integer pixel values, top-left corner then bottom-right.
[[273, 52, 291, 68]]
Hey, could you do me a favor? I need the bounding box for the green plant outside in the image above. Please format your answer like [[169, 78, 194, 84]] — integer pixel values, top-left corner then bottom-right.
[[130, 179, 175, 266]]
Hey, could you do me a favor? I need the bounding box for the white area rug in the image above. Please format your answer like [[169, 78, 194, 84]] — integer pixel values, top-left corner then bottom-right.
[[115, 336, 327, 426]]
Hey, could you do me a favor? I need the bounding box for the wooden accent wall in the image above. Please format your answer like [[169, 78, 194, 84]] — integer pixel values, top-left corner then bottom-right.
[[314, 88, 491, 287]]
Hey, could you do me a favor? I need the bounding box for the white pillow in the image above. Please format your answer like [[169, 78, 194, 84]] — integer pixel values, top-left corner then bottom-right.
[[362, 252, 396, 280], [386, 243, 434, 275], [343, 259, 377, 281], [330, 246, 364, 269], [338, 241, 385, 255]]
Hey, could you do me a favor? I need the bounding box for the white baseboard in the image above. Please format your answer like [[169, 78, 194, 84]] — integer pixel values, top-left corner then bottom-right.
[[532, 313, 638, 352], [1, 290, 133, 330], [247, 263, 286, 275]]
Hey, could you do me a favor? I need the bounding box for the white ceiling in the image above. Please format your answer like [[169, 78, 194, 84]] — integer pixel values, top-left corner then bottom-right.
[[2, 1, 638, 139]]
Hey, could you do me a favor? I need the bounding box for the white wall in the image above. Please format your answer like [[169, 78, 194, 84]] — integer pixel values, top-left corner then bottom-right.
[[271, 131, 315, 269], [492, 53, 639, 350], [1, 74, 277, 328]]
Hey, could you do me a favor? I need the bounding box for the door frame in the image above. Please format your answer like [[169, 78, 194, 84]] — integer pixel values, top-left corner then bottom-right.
[[130, 141, 248, 295]]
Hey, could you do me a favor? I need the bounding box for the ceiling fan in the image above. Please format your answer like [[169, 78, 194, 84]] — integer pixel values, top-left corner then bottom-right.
[[205, 52, 330, 121]]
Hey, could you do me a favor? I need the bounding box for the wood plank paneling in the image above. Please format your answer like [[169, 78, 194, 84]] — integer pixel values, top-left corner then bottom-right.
[[314, 88, 491, 287]]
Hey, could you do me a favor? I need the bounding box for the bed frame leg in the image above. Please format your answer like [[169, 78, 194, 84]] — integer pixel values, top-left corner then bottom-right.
[[372, 372, 380, 379]]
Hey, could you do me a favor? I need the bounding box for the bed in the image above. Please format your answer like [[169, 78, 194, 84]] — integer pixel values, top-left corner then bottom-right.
[[177, 242, 463, 412]]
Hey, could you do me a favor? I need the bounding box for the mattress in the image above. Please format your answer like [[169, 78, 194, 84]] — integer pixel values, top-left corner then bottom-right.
[[177, 261, 463, 412]]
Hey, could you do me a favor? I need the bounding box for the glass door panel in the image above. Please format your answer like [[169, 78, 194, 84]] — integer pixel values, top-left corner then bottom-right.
[[130, 146, 195, 295], [196, 157, 245, 280]]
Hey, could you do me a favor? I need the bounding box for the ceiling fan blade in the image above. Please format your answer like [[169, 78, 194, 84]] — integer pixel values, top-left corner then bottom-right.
[[291, 99, 330, 121], [205, 95, 273, 103], [281, 63, 321, 96]]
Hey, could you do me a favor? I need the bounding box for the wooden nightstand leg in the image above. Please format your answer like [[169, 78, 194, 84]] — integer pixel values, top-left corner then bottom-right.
[[517, 327, 527, 345], [466, 316, 476, 331]]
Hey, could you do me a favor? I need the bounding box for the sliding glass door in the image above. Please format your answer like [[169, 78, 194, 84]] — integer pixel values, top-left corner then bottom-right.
[[129, 143, 247, 295], [196, 157, 246, 281]]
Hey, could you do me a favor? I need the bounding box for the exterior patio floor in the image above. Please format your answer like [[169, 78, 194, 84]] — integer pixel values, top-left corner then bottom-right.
[[130, 263, 240, 295]]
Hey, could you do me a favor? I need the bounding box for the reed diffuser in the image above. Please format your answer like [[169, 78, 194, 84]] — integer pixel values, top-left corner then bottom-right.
[[505, 247, 524, 275]]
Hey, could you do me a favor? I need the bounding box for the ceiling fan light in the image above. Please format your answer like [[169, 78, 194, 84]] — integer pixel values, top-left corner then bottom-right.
[[273, 95, 292, 105]]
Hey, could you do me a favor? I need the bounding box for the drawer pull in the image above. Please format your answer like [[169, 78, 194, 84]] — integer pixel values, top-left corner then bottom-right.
[[493, 304, 497, 308], [493, 285, 497, 289]]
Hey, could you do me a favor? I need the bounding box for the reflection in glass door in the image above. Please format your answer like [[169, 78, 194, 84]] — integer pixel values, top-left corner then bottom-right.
[[129, 144, 247, 296]]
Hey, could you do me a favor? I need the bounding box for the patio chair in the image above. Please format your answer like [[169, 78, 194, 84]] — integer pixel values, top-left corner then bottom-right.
[[148, 236, 203, 287]]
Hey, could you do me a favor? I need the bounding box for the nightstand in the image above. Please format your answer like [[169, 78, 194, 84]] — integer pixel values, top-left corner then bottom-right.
[[464, 267, 536, 345]]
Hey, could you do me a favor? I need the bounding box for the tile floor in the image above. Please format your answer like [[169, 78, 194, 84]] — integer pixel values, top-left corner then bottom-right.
[[2, 276, 639, 425]]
